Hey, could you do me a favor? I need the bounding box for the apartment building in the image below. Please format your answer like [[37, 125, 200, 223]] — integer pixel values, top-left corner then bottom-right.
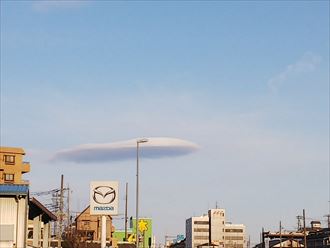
[[224, 224, 246, 248], [209, 209, 226, 247], [0, 147, 30, 184], [0, 147, 30, 248], [186, 209, 246, 248], [186, 215, 209, 248]]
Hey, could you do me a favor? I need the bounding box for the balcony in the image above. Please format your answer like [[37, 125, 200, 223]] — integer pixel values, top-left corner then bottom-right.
[[20, 179, 30, 185], [21, 161, 30, 173]]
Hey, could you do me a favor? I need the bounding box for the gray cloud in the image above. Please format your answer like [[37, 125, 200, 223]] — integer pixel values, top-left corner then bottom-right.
[[53, 137, 199, 163], [268, 52, 321, 93]]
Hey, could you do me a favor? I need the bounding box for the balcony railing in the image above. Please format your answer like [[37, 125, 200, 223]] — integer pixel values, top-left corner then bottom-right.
[[21, 180, 30, 185]]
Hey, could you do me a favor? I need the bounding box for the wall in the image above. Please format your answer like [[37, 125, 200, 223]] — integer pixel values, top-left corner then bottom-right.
[[186, 216, 209, 248], [0, 196, 28, 248]]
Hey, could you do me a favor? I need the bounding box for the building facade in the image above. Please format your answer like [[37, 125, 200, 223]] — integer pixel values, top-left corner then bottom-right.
[[74, 206, 114, 244], [0, 147, 30, 248], [186, 215, 209, 248], [209, 209, 226, 247], [0, 147, 30, 185], [224, 224, 246, 248], [186, 209, 246, 248]]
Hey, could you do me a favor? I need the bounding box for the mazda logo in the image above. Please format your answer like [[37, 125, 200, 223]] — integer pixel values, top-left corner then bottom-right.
[[93, 186, 116, 204]]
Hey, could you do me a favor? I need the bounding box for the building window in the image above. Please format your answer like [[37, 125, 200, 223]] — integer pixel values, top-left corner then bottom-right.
[[4, 155, 15, 164], [194, 228, 209, 232], [225, 229, 243, 233], [194, 221, 209, 225], [4, 174, 14, 182], [83, 221, 90, 229], [194, 236, 209, 240], [225, 236, 244, 240]]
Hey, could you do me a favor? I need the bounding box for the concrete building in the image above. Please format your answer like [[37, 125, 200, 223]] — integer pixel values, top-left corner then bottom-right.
[[0, 147, 30, 185], [186, 215, 209, 248], [224, 224, 246, 248], [0, 147, 30, 248], [209, 209, 226, 247], [0, 147, 56, 248], [186, 209, 246, 248]]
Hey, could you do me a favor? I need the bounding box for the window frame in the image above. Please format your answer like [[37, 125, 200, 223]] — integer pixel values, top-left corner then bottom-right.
[[4, 173, 14, 182], [4, 155, 15, 165]]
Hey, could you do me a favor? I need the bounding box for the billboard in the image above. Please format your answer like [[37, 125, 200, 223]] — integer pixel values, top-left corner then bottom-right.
[[130, 218, 153, 247], [90, 181, 119, 215]]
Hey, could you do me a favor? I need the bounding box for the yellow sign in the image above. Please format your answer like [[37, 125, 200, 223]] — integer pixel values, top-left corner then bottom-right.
[[128, 233, 136, 243], [138, 219, 148, 232]]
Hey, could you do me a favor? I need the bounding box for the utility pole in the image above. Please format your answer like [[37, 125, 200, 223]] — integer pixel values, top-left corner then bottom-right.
[[58, 175, 64, 248], [279, 221, 282, 248], [67, 184, 70, 226], [67, 183, 71, 241], [324, 214, 330, 229], [296, 216, 303, 231], [303, 209, 307, 248], [125, 182, 128, 241]]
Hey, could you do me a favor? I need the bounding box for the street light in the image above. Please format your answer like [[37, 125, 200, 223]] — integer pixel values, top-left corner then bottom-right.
[[136, 138, 148, 248]]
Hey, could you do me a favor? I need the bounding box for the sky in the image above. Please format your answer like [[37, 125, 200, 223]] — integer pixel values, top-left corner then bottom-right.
[[1, 0, 329, 245]]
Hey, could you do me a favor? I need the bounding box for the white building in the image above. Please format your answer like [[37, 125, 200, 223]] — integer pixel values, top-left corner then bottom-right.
[[0, 185, 29, 248], [185, 209, 246, 248], [209, 209, 226, 247], [224, 224, 246, 248], [186, 215, 209, 248]]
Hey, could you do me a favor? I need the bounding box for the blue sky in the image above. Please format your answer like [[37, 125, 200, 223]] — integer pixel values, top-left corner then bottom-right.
[[1, 0, 329, 244]]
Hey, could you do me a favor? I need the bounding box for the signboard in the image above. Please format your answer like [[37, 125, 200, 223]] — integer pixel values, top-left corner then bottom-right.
[[90, 181, 119, 215], [130, 218, 153, 247], [177, 235, 185, 242]]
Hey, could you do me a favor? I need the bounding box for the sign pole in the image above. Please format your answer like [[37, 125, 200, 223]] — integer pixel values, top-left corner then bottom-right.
[[101, 215, 107, 248], [90, 181, 119, 248]]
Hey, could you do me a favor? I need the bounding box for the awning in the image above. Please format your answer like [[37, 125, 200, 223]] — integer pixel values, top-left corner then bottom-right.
[[0, 184, 29, 195]]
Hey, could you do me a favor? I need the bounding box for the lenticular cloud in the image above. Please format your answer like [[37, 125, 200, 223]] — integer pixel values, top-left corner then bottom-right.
[[53, 137, 199, 163]]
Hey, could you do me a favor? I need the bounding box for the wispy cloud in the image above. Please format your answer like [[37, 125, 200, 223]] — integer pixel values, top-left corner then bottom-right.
[[268, 52, 321, 93], [52, 137, 199, 163], [32, 0, 87, 12]]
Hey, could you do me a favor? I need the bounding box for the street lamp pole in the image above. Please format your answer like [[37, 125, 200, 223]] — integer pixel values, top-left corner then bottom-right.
[[136, 138, 148, 248]]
